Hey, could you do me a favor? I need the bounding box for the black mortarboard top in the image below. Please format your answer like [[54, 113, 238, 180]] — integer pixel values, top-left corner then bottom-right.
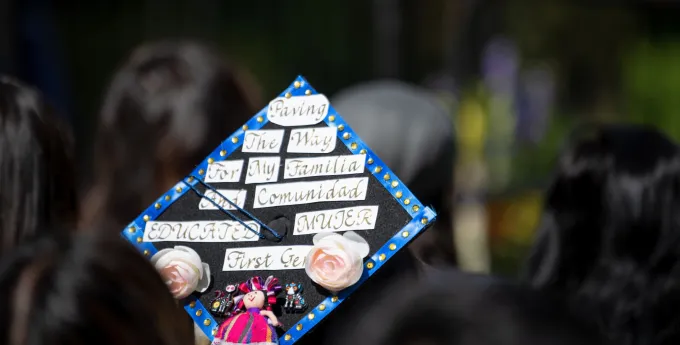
[[121, 76, 436, 344]]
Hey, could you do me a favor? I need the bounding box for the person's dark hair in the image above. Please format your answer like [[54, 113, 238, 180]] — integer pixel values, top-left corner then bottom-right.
[[0, 232, 193, 345], [330, 270, 602, 345], [297, 244, 418, 345], [0, 76, 77, 252], [82, 41, 261, 231], [522, 124, 680, 345]]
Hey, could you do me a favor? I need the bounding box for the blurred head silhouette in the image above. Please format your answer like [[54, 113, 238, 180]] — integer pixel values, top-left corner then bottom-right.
[[0, 76, 77, 253], [332, 80, 456, 267], [82, 41, 261, 230], [331, 270, 602, 345], [523, 124, 680, 344], [0, 232, 193, 345], [296, 81, 454, 345]]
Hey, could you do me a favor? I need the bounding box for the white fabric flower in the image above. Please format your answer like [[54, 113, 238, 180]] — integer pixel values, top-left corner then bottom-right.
[[305, 231, 370, 292], [151, 246, 211, 299]]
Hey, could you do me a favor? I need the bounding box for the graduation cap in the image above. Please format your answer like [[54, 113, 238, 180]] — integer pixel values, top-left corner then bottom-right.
[[121, 76, 437, 345]]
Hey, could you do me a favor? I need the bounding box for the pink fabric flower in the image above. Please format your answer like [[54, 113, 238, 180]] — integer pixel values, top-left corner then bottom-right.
[[151, 246, 211, 299], [305, 231, 369, 292]]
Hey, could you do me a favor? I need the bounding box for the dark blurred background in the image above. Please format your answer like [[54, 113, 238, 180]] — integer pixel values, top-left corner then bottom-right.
[[1, 0, 679, 275]]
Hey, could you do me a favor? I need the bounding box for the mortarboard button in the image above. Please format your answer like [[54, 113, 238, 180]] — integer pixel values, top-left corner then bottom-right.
[[264, 216, 290, 242], [121, 76, 437, 345]]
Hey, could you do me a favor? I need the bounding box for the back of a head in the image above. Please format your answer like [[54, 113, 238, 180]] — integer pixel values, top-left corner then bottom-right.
[[0, 76, 77, 253], [523, 124, 680, 344], [330, 270, 602, 345], [83, 41, 261, 230], [0, 232, 193, 345], [332, 80, 457, 266]]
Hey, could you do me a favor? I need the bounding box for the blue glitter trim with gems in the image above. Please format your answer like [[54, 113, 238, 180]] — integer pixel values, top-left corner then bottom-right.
[[120, 76, 437, 343]]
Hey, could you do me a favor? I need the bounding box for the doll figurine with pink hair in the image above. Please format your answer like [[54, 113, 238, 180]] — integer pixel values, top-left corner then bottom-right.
[[212, 276, 283, 345]]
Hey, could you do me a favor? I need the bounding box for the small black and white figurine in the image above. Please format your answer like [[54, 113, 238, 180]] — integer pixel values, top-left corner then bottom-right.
[[283, 282, 307, 312], [209, 284, 237, 318]]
